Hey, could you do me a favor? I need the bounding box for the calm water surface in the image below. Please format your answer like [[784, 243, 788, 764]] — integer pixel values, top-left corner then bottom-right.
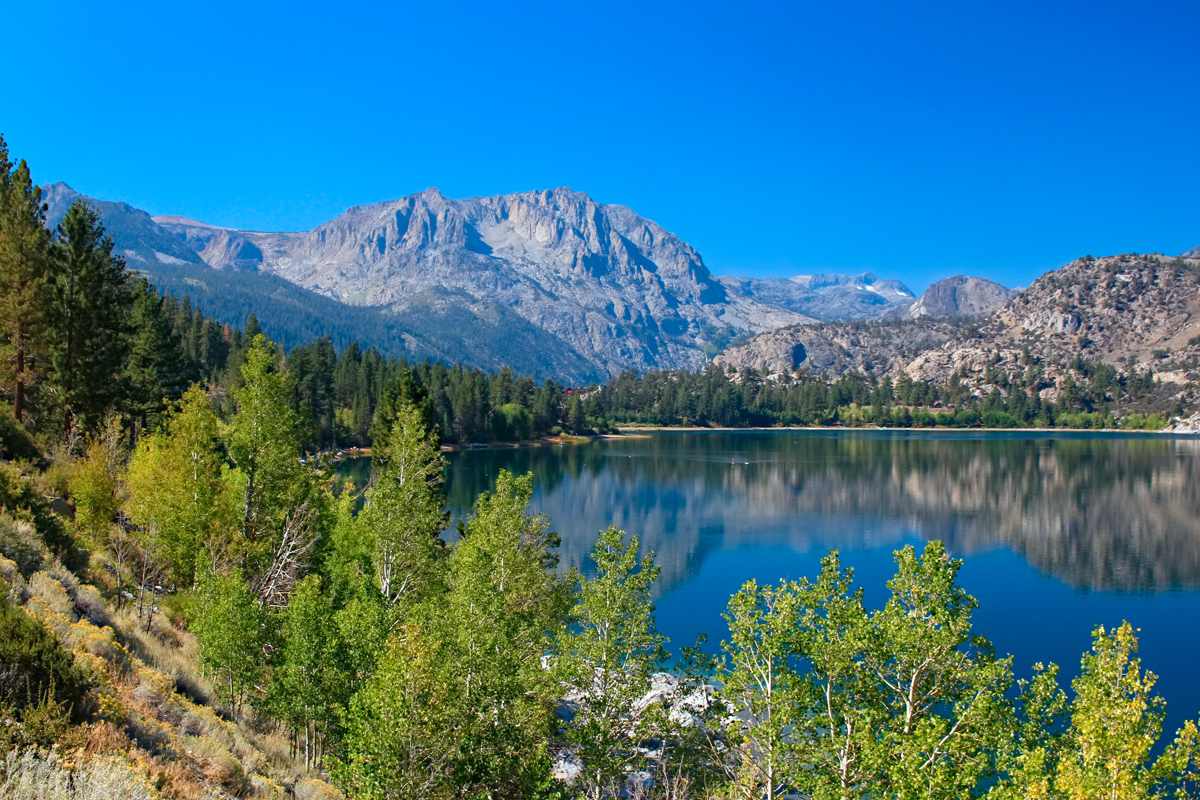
[[346, 431, 1200, 733]]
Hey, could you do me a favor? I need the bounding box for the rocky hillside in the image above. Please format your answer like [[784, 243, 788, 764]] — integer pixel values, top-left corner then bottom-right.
[[715, 254, 1200, 417], [902, 275, 1015, 319], [718, 272, 915, 320], [190, 187, 810, 376], [1182, 245, 1200, 258], [40, 186, 601, 382], [905, 254, 1200, 392], [713, 318, 963, 375]]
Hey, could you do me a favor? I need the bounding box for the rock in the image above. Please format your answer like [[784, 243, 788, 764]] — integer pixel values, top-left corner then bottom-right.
[[1168, 412, 1200, 433], [906, 253, 1200, 394], [40, 183, 208, 268], [903, 275, 1015, 319]]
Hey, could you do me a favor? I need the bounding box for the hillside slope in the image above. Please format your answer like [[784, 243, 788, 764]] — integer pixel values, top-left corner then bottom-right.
[[714, 318, 963, 375], [906, 254, 1200, 392]]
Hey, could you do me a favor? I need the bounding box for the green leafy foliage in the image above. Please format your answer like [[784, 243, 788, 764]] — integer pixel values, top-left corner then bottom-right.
[[268, 574, 347, 771], [358, 401, 448, 611], [190, 569, 263, 715], [556, 527, 666, 800], [0, 463, 73, 558], [125, 385, 230, 589]]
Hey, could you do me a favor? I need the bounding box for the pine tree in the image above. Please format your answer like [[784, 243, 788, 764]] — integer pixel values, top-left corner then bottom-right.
[[0, 138, 52, 425], [45, 201, 131, 437], [124, 279, 187, 438]]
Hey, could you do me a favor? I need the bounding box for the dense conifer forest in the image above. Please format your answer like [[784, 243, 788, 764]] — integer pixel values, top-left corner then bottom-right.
[[4, 136, 1200, 799]]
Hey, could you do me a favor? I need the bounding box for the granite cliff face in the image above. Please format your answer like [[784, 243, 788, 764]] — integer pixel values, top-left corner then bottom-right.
[[41, 183, 207, 268], [903, 275, 1015, 319], [189, 187, 809, 377]]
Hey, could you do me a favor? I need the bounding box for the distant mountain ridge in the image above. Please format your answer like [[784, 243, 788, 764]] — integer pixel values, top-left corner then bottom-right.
[[721, 252, 1200, 418], [41, 182, 931, 380], [717, 272, 916, 321]]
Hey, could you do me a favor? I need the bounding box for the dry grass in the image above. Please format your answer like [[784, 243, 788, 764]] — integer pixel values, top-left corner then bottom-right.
[[6, 561, 345, 799]]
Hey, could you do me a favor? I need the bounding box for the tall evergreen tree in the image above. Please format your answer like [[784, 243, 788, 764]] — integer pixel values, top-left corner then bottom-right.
[[0, 138, 52, 424], [45, 201, 131, 437], [124, 278, 187, 438]]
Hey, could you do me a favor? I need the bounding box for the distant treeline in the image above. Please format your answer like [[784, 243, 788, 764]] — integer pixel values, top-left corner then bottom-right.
[[583, 357, 1177, 431]]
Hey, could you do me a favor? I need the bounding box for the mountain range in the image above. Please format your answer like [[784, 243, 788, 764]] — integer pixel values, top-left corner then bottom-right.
[[46, 181, 1190, 403], [40, 182, 964, 381]]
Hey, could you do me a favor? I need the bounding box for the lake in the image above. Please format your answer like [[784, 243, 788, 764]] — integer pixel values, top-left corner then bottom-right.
[[345, 430, 1200, 734]]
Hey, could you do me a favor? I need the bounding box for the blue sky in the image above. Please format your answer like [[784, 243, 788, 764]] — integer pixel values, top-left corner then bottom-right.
[[4, 0, 1197, 291]]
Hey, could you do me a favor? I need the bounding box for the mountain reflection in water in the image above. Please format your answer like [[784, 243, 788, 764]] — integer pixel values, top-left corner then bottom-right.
[[442, 431, 1200, 594]]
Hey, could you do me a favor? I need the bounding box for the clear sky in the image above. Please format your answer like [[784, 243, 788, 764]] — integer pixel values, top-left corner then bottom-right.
[[4, 0, 1198, 291]]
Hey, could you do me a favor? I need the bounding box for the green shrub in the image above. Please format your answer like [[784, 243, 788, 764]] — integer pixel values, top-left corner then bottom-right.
[[0, 515, 47, 579], [954, 409, 980, 427], [0, 464, 74, 559], [495, 402, 533, 441], [982, 410, 1018, 428], [0, 593, 89, 723]]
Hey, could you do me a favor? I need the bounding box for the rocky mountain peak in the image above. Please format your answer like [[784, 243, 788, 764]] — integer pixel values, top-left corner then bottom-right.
[[904, 275, 1015, 319]]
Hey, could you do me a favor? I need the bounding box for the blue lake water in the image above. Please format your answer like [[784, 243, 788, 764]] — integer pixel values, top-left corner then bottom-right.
[[349, 430, 1200, 735]]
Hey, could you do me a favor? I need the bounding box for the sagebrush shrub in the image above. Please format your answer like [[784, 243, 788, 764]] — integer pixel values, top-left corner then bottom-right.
[[0, 747, 161, 800]]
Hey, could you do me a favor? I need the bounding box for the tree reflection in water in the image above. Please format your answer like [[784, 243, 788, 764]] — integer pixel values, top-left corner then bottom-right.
[[440, 431, 1200, 593]]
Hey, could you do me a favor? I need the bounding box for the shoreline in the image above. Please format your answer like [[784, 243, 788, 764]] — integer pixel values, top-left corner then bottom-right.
[[615, 424, 1198, 436], [334, 428, 1200, 457], [439, 433, 647, 452]]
